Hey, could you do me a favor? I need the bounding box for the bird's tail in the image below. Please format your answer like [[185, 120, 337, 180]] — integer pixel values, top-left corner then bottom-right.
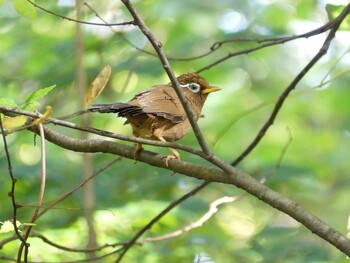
[[58, 103, 142, 120], [88, 103, 143, 117], [88, 103, 131, 113]]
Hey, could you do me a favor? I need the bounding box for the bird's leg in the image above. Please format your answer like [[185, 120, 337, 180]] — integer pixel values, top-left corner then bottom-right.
[[134, 143, 143, 162], [153, 128, 180, 167]]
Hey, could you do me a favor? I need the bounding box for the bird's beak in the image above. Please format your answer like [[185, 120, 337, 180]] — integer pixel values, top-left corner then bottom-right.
[[202, 86, 221, 94]]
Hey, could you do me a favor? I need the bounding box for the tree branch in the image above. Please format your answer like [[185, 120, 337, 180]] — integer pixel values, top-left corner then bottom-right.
[[0, 106, 204, 158], [231, 3, 350, 165], [17, 123, 47, 261], [0, 116, 29, 262], [26, 0, 135, 27], [23, 125, 350, 257]]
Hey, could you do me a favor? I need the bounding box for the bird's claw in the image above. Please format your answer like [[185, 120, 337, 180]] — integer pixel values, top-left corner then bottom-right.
[[165, 148, 180, 167]]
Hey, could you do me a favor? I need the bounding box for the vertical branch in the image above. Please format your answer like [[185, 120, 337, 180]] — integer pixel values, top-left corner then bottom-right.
[[0, 117, 29, 262], [17, 123, 47, 260], [28, 123, 47, 222], [121, 0, 212, 157], [75, 0, 97, 259]]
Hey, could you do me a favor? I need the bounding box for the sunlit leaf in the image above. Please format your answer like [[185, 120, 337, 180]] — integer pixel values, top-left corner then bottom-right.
[[326, 4, 350, 30], [23, 85, 56, 111], [12, 0, 37, 19], [85, 65, 111, 107], [0, 98, 18, 107], [2, 115, 27, 129], [0, 220, 22, 233]]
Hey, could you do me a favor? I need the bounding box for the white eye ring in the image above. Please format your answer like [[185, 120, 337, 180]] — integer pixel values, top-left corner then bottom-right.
[[180, 83, 201, 93]]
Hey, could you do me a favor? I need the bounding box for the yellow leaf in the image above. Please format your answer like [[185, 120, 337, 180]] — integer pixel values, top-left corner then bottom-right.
[[2, 116, 27, 129], [0, 220, 22, 233], [85, 65, 111, 107], [31, 105, 52, 125]]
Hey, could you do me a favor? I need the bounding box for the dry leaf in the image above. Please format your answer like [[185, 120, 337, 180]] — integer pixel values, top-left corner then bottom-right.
[[85, 65, 111, 107], [31, 105, 52, 125]]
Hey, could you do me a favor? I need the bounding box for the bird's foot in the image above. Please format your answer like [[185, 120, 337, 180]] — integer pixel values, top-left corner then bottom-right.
[[133, 143, 143, 163], [152, 130, 181, 167], [165, 148, 180, 167]]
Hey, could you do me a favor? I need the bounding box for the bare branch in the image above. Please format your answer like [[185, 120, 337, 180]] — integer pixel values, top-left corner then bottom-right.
[[0, 106, 204, 158], [0, 116, 29, 262], [119, 130, 292, 256], [36, 157, 122, 219], [17, 123, 47, 260], [20, 125, 350, 257], [231, 3, 350, 166], [115, 180, 210, 262], [142, 196, 240, 243], [196, 18, 338, 72], [26, 0, 135, 27], [85, 1, 339, 64]]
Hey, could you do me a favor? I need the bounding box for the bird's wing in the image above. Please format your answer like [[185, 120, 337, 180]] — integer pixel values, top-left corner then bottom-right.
[[130, 85, 186, 123]]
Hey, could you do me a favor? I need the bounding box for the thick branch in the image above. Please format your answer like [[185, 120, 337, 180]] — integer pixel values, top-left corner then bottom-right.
[[27, 125, 350, 256]]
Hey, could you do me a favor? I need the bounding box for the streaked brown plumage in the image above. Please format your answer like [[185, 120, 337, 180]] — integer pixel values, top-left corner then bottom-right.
[[89, 72, 220, 165]]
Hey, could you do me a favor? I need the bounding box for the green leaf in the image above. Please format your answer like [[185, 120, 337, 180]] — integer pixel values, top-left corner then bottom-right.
[[22, 85, 56, 111], [0, 220, 22, 233], [0, 98, 18, 107], [12, 0, 37, 19], [326, 4, 345, 20], [0, 0, 7, 6], [326, 4, 350, 30]]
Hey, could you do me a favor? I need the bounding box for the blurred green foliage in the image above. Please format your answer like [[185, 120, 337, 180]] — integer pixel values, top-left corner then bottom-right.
[[1, 0, 350, 262]]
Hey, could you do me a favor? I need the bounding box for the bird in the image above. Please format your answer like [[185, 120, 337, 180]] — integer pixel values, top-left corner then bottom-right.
[[88, 72, 220, 166]]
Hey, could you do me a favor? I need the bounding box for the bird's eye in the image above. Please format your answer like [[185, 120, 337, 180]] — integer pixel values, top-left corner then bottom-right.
[[185, 83, 201, 93]]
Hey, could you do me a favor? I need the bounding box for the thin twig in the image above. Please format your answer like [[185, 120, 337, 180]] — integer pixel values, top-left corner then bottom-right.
[[197, 19, 338, 72], [85, 1, 337, 64], [26, 0, 135, 27], [124, 129, 293, 250], [141, 196, 240, 243], [0, 106, 205, 158], [115, 181, 209, 262], [176, 20, 336, 62], [36, 157, 122, 219], [231, 3, 350, 166], [83, 2, 155, 57], [0, 117, 29, 262], [259, 128, 293, 185], [2, 248, 124, 263], [17, 123, 47, 260], [211, 66, 350, 149], [0, 232, 128, 254]]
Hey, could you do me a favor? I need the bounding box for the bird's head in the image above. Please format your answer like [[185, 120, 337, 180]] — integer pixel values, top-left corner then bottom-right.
[[176, 72, 221, 103]]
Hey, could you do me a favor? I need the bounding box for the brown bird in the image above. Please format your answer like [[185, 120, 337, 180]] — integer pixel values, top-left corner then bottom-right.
[[89, 72, 220, 165]]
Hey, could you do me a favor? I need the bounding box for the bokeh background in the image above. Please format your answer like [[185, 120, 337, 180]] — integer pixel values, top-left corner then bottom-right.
[[1, 0, 350, 262]]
